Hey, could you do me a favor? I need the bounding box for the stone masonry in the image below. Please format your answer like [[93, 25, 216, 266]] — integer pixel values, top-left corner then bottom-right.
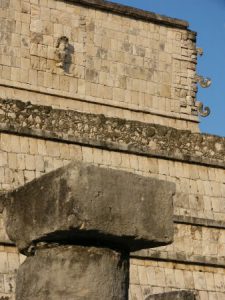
[[3, 161, 175, 299], [0, 0, 224, 299], [0, 0, 199, 131]]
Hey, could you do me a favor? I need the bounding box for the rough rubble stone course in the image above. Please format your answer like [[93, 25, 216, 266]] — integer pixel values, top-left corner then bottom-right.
[[0, 99, 225, 167], [16, 245, 129, 300], [4, 161, 175, 253]]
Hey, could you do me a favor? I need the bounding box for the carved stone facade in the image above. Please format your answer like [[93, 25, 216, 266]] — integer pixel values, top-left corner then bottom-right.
[[0, 0, 224, 299]]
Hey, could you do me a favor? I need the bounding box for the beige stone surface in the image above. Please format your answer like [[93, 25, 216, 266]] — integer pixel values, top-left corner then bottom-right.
[[1, 131, 225, 298], [0, 0, 199, 131], [0, 244, 24, 299], [0, 0, 222, 298], [1, 133, 225, 222], [129, 259, 225, 300]]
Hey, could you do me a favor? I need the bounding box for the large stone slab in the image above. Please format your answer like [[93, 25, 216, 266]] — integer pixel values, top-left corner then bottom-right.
[[4, 161, 175, 253], [16, 245, 129, 300], [146, 291, 197, 300]]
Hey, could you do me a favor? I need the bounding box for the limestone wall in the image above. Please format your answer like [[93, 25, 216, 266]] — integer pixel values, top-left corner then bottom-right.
[[0, 0, 221, 299], [0, 100, 225, 299], [0, 0, 199, 131], [130, 260, 225, 300]]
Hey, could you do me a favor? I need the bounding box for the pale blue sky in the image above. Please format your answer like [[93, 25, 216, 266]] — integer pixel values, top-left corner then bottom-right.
[[110, 0, 225, 136]]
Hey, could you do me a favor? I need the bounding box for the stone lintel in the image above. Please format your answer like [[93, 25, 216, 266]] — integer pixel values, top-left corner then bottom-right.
[[4, 161, 175, 253]]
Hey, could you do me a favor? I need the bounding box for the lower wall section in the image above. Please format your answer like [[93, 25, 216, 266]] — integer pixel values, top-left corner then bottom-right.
[[1, 246, 225, 300], [1, 132, 225, 299], [130, 259, 225, 300], [0, 245, 25, 300]]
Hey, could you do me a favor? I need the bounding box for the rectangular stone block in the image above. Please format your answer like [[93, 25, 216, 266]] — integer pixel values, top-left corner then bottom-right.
[[4, 161, 175, 253], [146, 290, 197, 300]]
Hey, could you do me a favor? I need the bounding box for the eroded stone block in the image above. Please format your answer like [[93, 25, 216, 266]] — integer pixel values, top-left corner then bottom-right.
[[4, 161, 175, 253], [146, 290, 197, 300], [16, 245, 129, 300]]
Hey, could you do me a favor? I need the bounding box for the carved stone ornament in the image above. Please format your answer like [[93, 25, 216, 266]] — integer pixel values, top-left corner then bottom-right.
[[196, 47, 203, 56], [196, 101, 210, 117], [194, 48, 211, 117], [55, 36, 70, 68], [196, 75, 212, 88]]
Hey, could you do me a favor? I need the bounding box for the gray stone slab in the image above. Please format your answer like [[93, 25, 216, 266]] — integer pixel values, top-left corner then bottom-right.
[[58, 0, 189, 29], [16, 245, 129, 300], [146, 290, 197, 300], [4, 161, 175, 253]]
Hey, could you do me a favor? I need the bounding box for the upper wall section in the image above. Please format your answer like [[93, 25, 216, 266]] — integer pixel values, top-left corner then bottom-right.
[[1, 0, 199, 131]]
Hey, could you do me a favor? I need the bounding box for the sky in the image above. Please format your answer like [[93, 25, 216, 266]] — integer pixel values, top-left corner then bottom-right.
[[110, 0, 225, 137]]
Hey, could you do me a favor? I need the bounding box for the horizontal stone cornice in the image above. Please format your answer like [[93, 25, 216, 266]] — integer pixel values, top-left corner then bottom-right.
[[63, 0, 189, 29], [0, 99, 225, 169]]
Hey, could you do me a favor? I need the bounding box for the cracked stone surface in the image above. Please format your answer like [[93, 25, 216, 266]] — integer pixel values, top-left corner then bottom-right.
[[16, 245, 129, 300], [4, 161, 175, 253]]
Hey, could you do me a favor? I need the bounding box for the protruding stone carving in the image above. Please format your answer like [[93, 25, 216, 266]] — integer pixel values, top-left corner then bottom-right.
[[196, 101, 210, 117], [196, 47, 203, 56], [55, 36, 70, 68], [194, 52, 212, 117], [196, 75, 212, 88]]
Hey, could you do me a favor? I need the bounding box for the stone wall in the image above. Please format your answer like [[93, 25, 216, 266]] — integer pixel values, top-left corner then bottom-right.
[[0, 100, 225, 299], [130, 259, 225, 299], [0, 0, 222, 299], [0, 0, 199, 131]]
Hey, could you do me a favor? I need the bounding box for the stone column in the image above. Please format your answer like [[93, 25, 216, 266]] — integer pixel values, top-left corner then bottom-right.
[[4, 161, 175, 300], [16, 246, 129, 300]]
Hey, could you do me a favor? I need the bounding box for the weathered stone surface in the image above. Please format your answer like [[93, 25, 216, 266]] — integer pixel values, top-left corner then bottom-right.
[[4, 161, 175, 253], [0, 99, 224, 168], [16, 245, 129, 300], [146, 290, 197, 300], [69, 0, 189, 29]]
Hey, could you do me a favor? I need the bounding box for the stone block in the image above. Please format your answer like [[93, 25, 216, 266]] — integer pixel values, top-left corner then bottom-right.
[[4, 161, 175, 253], [146, 290, 197, 300], [16, 245, 129, 300]]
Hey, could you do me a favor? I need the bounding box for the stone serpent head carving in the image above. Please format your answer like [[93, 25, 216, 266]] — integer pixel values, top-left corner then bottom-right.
[[196, 75, 212, 88], [197, 47, 203, 56], [196, 101, 210, 117], [194, 47, 212, 117]]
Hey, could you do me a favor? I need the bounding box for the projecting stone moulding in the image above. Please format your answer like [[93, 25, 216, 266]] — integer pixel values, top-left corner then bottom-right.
[[3, 161, 175, 254]]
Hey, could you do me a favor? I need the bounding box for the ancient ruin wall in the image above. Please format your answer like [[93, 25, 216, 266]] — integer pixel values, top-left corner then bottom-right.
[[0, 0, 222, 299], [0, 100, 225, 299], [0, 0, 199, 131]]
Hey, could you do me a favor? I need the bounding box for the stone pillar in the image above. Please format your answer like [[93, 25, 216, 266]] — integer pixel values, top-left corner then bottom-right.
[[4, 161, 175, 300], [16, 246, 129, 300]]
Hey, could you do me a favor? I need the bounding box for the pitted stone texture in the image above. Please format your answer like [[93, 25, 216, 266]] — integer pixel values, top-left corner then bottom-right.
[[146, 290, 197, 300], [0, 99, 222, 168], [65, 0, 189, 29], [4, 161, 175, 253], [16, 245, 129, 300]]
